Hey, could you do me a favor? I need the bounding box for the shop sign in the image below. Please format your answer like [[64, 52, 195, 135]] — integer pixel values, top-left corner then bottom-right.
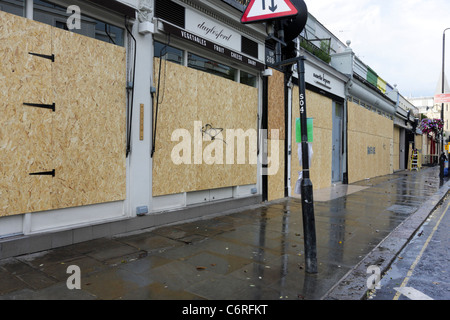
[[304, 61, 345, 99], [312, 72, 331, 90], [434, 93, 450, 104], [186, 10, 241, 53], [162, 22, 265, 70]]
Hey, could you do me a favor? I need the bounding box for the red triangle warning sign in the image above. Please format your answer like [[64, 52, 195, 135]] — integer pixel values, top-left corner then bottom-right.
[[241, 0, 298, 24]]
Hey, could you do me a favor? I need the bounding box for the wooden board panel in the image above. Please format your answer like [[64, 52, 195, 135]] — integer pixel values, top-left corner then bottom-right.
[[226, 80, 258, 188], [290, 88, 333, 192], [0, 12, 126, 216], [267, 140, 284, 201], [52, 28, 127, 209], [268, 68, 285, 140], [0, 12, 54, 216], [152, 59, 258, 196], [347, 101, 393, 183], [152, 59, 199, 196]]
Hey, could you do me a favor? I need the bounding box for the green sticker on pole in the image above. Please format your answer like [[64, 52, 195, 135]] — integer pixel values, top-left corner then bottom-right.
[[296, 118, 313, 143]]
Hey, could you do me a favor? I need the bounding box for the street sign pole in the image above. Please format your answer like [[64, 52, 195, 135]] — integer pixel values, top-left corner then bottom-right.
[[241, 0, 317, 273], [297, 57, 318, 274]]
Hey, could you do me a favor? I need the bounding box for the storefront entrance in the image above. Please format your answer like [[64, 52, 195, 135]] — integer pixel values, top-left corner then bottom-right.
[[332, 102, 343, 183]]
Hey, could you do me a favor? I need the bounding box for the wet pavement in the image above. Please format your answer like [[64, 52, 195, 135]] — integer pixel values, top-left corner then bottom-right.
[[0, 167, 448, 300], [369, 191, 450, 300]]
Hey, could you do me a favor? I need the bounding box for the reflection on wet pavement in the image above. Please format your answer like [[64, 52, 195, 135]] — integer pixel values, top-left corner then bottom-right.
[[0, 168, 446, 300]]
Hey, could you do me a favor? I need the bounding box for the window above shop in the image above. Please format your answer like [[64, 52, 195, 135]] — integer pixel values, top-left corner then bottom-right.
[[240, 71, 257, 87], [33, 0, 124, 46], [154, 41, 184, 65], [154, 41, 257, 88], [0, 0, 24, 17], [188, 53, 237, 82]]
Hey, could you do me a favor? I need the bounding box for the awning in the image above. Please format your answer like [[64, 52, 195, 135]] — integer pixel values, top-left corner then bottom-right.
[[349, 78, 396, 115]]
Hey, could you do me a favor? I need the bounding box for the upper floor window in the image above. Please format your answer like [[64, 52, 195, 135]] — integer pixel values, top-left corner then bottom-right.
[[240, 70, 257, 87], [33, 0, 124, 46], [0, 0, 24, 17], [188, 52, 237, 82], [155, 41, 257, 88], [154, 41, 184, 65]]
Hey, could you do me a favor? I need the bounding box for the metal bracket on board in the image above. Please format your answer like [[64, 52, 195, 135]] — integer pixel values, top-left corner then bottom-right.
[[23, 103, 55, 112], [29, 169, 55, 177], [28, 52, 55, 62]]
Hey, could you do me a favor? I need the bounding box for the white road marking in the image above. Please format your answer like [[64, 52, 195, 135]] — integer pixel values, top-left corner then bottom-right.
[[394, 287, 433, 300]]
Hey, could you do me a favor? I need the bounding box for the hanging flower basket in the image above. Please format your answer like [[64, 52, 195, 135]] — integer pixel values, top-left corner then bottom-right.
[[419, 118, 444, 136]]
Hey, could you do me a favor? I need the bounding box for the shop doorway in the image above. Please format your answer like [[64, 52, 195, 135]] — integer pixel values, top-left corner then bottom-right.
[[399, 128, 406, 170], [332, 102, 343, 183]]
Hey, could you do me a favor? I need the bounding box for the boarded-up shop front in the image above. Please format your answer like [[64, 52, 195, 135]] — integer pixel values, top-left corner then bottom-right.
[[0, 0, 135, 244], [289, 53, 348, 195], [151, 0, 266, 211], [346, 76, 395, 183], [0, 10, 126, 219]]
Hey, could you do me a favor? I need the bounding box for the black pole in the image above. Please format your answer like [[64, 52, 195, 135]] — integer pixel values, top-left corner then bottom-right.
[[442, 30, 446, 153], [441, 29, 449, 178], [441, 29, 447, 152], [297, 56, 318, 274]]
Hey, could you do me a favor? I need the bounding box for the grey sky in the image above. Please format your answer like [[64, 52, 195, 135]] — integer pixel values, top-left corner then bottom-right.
[[304, 0, 450, 98]]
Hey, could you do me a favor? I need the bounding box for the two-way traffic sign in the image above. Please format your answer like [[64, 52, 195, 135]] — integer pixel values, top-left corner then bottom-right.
[[241, 0, 299, 24]]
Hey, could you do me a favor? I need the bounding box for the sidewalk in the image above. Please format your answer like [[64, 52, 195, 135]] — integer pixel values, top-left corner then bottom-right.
[[0, 167, 448, 300]]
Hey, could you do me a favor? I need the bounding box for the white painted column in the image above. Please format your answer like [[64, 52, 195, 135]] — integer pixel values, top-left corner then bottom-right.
[[25, 0, 33, 19], [127, 20, 154, 217]]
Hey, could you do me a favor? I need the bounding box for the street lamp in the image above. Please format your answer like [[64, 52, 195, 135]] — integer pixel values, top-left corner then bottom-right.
[[442, 29, 450, 145], [440, 28, 450, 177]]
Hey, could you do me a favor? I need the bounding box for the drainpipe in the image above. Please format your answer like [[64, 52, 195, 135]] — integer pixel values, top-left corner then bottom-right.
[[343, 77, 352, 185]]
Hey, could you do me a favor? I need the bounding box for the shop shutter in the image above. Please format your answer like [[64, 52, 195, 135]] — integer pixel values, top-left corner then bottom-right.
[[154, 0, 185, 29], [241, 36, 259, 59]]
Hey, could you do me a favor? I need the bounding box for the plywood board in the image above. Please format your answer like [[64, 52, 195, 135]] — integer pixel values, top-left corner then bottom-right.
[[267, 140, 285, 201], [290, 87, 333, 192], [347, 101, 393, 183], [230, 81, 258, 187], [152, 59, 258, 196], [268, 68, 285, 140], [52, 28, 127, 209], [0, 11, 126, 217], [152, 59, 199, 196], [0, 12, 54, 216]]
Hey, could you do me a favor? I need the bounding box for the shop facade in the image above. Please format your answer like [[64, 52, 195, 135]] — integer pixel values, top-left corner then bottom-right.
[[150, 0, 266, 212], [0, 0, 273, 257], [0, 0, 420, 258], [0, 0, 135, 246], [289, 51, 349, 194], [331, 48, 398, 184]]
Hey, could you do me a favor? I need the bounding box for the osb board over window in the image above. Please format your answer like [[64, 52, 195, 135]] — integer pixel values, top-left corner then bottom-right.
[[347, 101, 393, 183], [52, 28, 126, 209], [267, 140, 285, 201], [0, 12, 54, 215], [153, 58, 258, 196], [0, 11, 126, 217], [268, 68, 285, 140], [290, 88, 333, 192], [267, 68, 286, 201]]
